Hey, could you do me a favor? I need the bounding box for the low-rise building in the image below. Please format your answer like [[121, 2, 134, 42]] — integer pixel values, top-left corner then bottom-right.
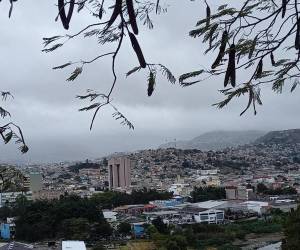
[[0, 192, 32, 207], [103, 211, 118, 223], [62, 241, 86, 250], [193, 209, 224, 224]]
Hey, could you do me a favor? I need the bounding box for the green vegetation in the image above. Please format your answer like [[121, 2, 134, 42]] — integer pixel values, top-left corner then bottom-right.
[[90, 188, 172, 209], [0, 189, 171, 242], [282, 206, 300, 250], [7, 195, 110, 242], [257, 183, 297, 195], [68, 161, 101, 173], [117, 222, 132, 236], [148, 217, 284, 250], [189, 187, 226, 202]]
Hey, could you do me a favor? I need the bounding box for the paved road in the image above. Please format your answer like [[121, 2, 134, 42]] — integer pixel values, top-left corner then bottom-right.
[[0, 242, 33, 250]]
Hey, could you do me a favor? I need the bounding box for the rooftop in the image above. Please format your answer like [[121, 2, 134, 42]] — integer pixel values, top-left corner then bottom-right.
[[62, 241, 86, 250], [192, 200, 228, 209]]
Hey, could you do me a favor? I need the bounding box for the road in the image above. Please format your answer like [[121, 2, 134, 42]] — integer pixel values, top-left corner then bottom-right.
[[0, 242, 33, 250]]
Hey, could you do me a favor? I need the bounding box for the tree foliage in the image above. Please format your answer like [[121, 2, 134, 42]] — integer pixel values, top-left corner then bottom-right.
[[256, 182, 297, 195], [90, 188, 172, 209], [25, 0, 300, 129], [183, 0, 300, 116], [0, 92, 28, 153], [189, 186, 226, 202], [117, 222, 131, 236], [282, 206, 300, 249], [3, 194, 111, 242]]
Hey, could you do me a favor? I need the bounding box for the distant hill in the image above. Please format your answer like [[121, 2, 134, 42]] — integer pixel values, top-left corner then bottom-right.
[[255, 129, 300, 145], [159, 130, 266, 150]]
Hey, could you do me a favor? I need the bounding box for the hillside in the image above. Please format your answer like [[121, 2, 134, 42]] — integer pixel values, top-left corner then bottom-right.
[[159, 130, 266, 150], [255, 129, 300, 145]]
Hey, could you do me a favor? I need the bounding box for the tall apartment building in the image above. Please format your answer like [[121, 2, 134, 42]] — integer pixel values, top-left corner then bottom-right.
[[108, 157, 131, 190]]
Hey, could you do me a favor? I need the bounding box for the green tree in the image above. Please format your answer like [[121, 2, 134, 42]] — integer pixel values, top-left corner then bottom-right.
[[152, 217, 169, 234], [91, 221, 113, 239], [117, 222, 132, 236], [0, 92, 28, 153], [92, 243, 105, 250], [165, 235, 188, 250], [60, 217, 90, 240], [190, 186, 226, 202], [14, 195, 109, 242], [257, 183, 268, 194], [282, 207, 300, 250]]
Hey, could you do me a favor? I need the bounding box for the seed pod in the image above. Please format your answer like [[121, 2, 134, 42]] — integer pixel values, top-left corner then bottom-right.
[[270, 52, 276, 66], [295, 19, 300, 50], [248, 35, 258, 59], [148, 71, 155, 96], [255, 59, 263, 79], [99, 0, 104, 19], [229, 44, 236, 87], [58, 0, 68, 29], [282, 0, 287, 18], [206, 4, 211, 27], [58, 0, 74, 30], [4, 131, 13, 144], [224, 44, 236, 87], [156, 0, 160, 14], [107, 0, 122, 30], [67, 0, 74, 24], [129, 32, 147, 68], [126, 0, 139, 35], [212, 30, 228, 69]]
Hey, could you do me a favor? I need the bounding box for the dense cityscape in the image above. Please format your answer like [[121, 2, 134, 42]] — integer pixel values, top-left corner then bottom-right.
[[0, 129, 299, 249]]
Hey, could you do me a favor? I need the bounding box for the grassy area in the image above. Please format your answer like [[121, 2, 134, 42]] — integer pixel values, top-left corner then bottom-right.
[[193, 220, 282, 249], [119, 240, 156, 250], [107, 218, 284, 250]]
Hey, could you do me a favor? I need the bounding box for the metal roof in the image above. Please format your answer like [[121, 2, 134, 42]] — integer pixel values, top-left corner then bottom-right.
[[62, 241, 86, 250]]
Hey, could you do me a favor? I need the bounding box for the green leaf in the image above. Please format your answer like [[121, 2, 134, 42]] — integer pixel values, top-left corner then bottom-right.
[[291, 79, 299, 92], [53, 62, 72, 70], [126, 66, 142, 77], [179, 70, 205, 86], [67, 67, 83, 81]]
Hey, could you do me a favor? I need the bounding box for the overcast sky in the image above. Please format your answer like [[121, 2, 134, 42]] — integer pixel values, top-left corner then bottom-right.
[[0, 1, 299, 163]]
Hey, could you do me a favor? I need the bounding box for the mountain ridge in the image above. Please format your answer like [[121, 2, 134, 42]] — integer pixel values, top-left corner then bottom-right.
[[159, 130, 266, 150], [255, 129, 300, 145]]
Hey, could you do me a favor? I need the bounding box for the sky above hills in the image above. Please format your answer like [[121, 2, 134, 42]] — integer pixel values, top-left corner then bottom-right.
[[0, 1, 299, 163]]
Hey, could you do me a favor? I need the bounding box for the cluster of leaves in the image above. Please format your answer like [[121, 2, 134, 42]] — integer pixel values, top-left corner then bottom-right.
[[0, 91, 28, 153], [0, 194, 112, 242], [257, 182, 297, 195], [41, 0, 174, 130], [90, 188, 173, 209], [282, 206, 300, 249], [189, 186, 226, 203], [0, 188, 172, 242], [181, 0, 300, 115]]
